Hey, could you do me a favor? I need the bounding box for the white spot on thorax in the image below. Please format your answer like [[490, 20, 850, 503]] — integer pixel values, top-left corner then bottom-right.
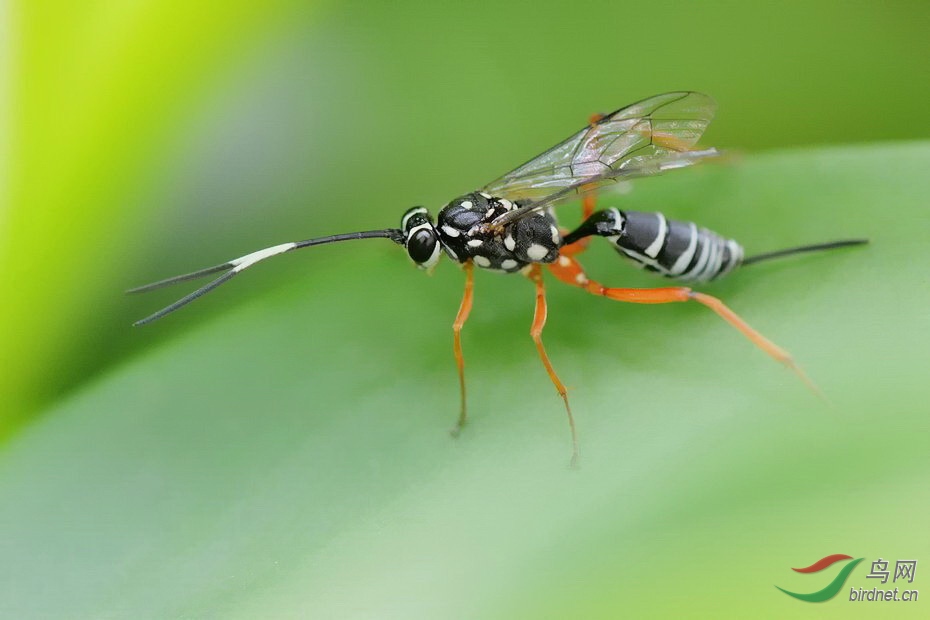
[[550, 225, 560, 245], [504, 234, 516, 251], [473, 255, 491, 268], [467, 239, 483, 247], [460, 200, 473, 209], [441, 225, 460, 238], [527, 244, 549, 261]]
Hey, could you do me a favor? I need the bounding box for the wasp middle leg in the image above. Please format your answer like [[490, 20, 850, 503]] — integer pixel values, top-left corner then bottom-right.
[[527, 264, 579, 466]]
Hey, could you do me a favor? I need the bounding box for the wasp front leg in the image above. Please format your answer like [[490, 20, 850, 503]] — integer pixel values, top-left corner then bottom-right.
[[450, 261, 475, 436]]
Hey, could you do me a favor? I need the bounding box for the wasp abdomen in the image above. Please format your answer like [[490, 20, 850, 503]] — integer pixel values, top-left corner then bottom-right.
[[564, 208, 743, 283]]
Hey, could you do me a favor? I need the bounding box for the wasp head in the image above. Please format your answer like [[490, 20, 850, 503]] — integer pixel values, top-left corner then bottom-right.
[[401, 207, 441, 271]]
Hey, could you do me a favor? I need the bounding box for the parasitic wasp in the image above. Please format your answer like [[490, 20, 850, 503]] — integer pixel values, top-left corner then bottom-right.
[[130, 92, 866, 464]]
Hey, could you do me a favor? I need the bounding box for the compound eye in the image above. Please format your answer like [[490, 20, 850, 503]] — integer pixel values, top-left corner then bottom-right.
[[407, 228, 439, 266]]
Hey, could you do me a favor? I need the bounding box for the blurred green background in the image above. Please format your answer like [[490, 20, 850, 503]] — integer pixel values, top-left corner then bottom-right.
[[1, 1, 928, 617]]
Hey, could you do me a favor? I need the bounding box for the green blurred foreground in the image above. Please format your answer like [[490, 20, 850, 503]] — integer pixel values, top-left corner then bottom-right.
[[0, 145, 926, 618]]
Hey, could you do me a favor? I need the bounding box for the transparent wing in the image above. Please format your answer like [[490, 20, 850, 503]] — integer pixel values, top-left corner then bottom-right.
[[489, 147, 721, 229], [482, 91, 717, 206]]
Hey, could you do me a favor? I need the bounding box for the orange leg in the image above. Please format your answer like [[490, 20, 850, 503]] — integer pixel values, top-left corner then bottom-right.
[[581, 192, 597, 220], [559, 181, 597, 254], [557, 194, 597, 257], [450, 261, 475, 436], [559, 230, 592, 258], [559, 226, 594, 258], [547, 253, 823, 398], [527, 265, 579, 466]]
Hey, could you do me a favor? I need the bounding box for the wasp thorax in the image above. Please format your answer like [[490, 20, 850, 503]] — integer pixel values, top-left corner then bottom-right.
[[436, 192, 561, 272], [401, 206, 441, 270]]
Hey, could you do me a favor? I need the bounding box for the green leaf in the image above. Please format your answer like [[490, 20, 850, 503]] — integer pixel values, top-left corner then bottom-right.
[[1, 143, 928, 618]]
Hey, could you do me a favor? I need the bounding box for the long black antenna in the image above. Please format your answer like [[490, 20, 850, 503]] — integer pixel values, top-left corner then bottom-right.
[[742, 239, 868, 267], [129, 228, 404, 326]]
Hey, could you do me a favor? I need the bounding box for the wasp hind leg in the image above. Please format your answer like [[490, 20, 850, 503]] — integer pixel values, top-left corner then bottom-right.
[[527, 265, 579, 466], [450, 262, 475, 436], [546, 254, 824, 400]]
